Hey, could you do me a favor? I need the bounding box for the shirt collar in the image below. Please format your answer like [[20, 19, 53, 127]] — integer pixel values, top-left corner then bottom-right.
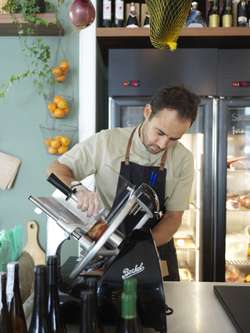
[[132, 125, 168, 164]]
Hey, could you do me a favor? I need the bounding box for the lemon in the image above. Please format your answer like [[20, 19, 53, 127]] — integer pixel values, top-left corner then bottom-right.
[[50, 139, 61, 149], [60, 136, 71, 146], [57, 99, 68, 109], [53, 109, 66, 118], [48, 146, 58, 154], [58, 145, 68, 154]]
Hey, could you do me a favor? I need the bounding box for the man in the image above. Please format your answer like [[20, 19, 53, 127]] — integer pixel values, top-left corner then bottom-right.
[[48, 86, 200, 280]]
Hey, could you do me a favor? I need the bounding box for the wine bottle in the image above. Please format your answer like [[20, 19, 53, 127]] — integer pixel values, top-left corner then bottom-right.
[[143, 12, 150, 28], [6, 262, 28, 333], [0, 272, 12, 333], [126, 2, 139, 28], [47, 256, 66, 333], [114, 0, 124, 27], [79, 290, 96, 333], [85, 278, 104, 333], [186, 1, 206, 27], [29, 265, 51, 333], [208, 0, 220, 27], [116, 278, 140, 333], [102, 0, 113, 27], [222, 0, 233, 27], [237, 0, 248, 26]]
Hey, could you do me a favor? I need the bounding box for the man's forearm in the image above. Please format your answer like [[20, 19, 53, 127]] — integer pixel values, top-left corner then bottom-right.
[[152, 211, 183, 247], [47, 160, 76, 186]]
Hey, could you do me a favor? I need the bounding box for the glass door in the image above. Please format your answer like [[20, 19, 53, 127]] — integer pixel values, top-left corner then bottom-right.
[[217, 99, 250, 282], [177, 98, 213, 281], [109, 97, 150, 128]]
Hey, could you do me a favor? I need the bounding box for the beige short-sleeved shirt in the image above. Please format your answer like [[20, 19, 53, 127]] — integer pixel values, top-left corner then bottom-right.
[[58, 127, 194, 211]]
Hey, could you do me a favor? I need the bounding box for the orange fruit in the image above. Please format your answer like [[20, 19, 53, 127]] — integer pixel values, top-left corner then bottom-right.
[[59, 60, 69, 72], [53, 95, 63, 105], [44, 138, 52, 146], [48, 146, 58, 154], [58, 145, 69, 154], [55, 75, 66, 82], [53, 108, 66, 118], [63, 107, 69, 115], [60, 136, 71, 146], [50, 139, 61, 149], [57, 99, 68, 109], [52, 66, 63, 77], [48, 102, 56, 113]]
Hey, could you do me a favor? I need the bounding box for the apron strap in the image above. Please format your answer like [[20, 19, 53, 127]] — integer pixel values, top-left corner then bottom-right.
[[125, 124, 168, 170], [159, 149, 168, 171], [125, 127, 137, 165]]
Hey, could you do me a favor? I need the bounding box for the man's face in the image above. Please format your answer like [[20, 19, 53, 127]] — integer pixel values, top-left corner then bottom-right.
[[141, 105, 192, 154]]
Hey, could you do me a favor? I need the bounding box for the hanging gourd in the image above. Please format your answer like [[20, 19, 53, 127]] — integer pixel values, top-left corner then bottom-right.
[[146, 0, 192, 51]]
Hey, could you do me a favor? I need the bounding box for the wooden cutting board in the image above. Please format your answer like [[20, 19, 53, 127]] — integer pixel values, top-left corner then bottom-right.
[[23, 220, 46, 265], [18, 220, 46, 301]]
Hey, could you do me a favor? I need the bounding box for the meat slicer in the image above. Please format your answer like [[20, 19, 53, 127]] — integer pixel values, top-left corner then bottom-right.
[[28, 173, 169, 333]]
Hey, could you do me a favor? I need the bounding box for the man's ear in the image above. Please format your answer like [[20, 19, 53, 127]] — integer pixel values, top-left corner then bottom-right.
[[144, 104, 152, 120]]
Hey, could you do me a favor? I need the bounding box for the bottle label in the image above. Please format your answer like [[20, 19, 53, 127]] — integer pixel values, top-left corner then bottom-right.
[[6, 263, 15, 308], [222, 14, 232, 27], [209, 14, 220, 27], [238, 16, 247, 24], [115, 0, 124, 20], [103, 0, 112, 20]]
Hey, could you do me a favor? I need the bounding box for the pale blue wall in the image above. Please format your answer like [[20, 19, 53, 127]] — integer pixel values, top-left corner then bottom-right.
[[0, 2, 79, 257]]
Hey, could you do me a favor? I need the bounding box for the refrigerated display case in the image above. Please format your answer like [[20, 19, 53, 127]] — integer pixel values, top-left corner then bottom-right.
[[217, 99, 250, 283]]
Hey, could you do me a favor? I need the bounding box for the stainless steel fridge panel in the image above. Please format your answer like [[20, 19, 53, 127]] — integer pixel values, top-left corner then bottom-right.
[[218, 50, 250, 97], [108, 49, 218, 97]]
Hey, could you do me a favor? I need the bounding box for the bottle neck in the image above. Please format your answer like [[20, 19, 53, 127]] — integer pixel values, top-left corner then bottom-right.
[[6, 262, 21, 305], [33, 266, 48, 314], [0, 273, 7, 311], [80, 290, 95, 333], [121, 293, 137, 320], [48, 258, 58, 286]]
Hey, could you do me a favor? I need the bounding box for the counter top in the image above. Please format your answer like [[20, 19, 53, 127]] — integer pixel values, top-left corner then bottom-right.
[[165, 282, 236, 333], [67, 282, 238, 333]]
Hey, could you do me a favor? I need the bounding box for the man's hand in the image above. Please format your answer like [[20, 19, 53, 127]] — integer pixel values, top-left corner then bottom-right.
[[74, 186, 100, 217]]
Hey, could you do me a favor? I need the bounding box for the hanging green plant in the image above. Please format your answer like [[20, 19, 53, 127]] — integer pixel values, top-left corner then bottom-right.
[[0, 0, 64, 98]]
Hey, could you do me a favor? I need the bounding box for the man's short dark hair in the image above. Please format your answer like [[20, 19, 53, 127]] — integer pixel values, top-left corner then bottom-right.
[[149, 86, 200, 125]]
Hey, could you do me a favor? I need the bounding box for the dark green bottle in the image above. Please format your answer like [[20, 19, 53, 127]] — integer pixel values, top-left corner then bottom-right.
[[79, 290, 95, 333], [0, 272, 12, 333], [7, 262, 28, 333], [116, 278, 139, 333], [29, 265, 51, 333], [47, 256, 66, 333]]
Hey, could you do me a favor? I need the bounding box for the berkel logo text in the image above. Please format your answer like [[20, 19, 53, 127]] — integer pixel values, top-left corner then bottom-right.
[[121, 262, 145, 279]]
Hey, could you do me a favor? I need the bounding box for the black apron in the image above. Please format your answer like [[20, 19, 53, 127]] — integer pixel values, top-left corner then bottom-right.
[[110, 126, 180, 281]]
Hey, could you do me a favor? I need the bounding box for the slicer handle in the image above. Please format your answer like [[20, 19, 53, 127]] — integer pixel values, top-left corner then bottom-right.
[[47, 173, 73, 199]]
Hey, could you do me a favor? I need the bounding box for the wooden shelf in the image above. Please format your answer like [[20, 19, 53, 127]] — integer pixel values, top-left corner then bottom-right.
[[96, 27, 250, 48], [97, 27, 250, 37], [0, 13, 64, 36]]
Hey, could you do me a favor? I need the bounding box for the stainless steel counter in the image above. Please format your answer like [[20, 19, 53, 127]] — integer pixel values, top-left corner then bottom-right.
[[67, 281, 237, 333]]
